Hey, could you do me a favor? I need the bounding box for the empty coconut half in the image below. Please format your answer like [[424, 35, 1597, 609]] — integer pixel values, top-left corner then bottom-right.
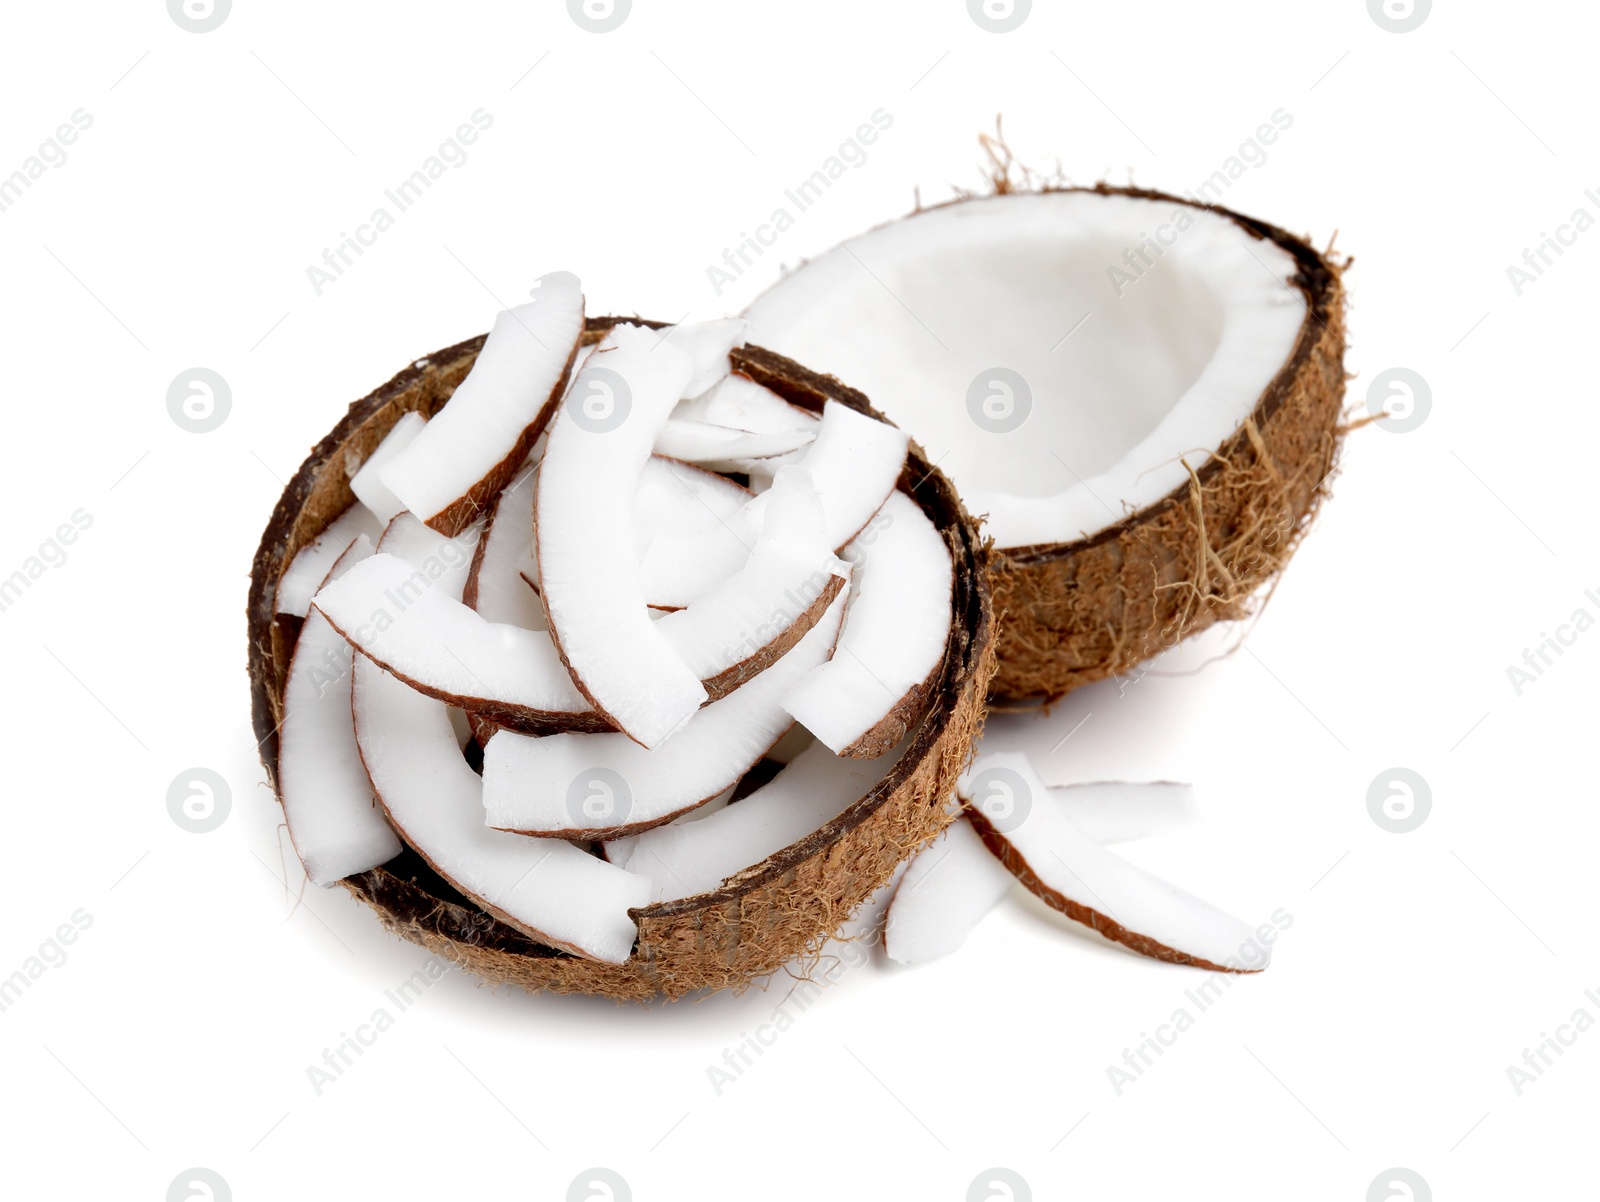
[[743, 184, 1348, 701], [246, 317, 994, 1001]]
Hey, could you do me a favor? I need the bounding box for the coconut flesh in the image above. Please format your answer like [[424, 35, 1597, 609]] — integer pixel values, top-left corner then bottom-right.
[[262, 279, 984, 984], [742, 186, 1347, 697]]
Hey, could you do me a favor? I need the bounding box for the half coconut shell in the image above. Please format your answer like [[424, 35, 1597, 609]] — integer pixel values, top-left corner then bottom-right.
[[745, 184, 1349, 704], [246, 322, 994, 1001]]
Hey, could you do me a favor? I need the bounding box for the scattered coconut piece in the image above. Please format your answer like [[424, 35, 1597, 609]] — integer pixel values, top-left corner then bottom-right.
[[674, 372, 818, 435], [600, 782, 736, 866], [350, 655, 648, 962], [380, 271, 584, 535], [464, 462, 546, 630], [275, 505, 384, 617], [632, 456, 751, 558], [614, 734, 906, 903], [278, 534, 403, 886], [783, 489, 952, 757], [652, 466, 849, 698], [482, 592, 846, 839], [961, 753, 1262, 973], [349, 411, 427, 525], [654, 420, 817, 469], [657, 317, 750, 398], [312, 552, 600, 734], [535, 324, 706, 748], [375, 512, 479, 603], [744, 399, 909, 550], [883, 815, 1014, 964], [635, 400, 907, 609], [1053, 781, 1199, 846]]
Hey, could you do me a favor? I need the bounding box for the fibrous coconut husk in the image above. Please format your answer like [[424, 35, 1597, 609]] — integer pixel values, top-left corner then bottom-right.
[[245, 322, 994, 1001]]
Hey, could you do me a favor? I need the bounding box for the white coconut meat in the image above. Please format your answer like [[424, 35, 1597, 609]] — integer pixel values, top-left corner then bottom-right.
[[465, 462, 546, 630], [673, 372, 817, 435], [276, 504, 384, 617], [350, 656, 648, 962], [653, 317, 750, 398], [380, 271, 584, 530], [653, 420, 816, 469], [1053, 781, 1199, 845], [536, 324, 706, 748], [600, 782, 736, 867], [349, 411, 427, 525], [743, 400, 909, 550], [783, 489, 951, 755], [636, 400, 907, 609], [312, 552, 594, 730], [613, 736, 906, 903], [742, 191, 1308, 549], [632, 456, 751, 559], [279, 535, 404, 886], [883, 816, 1014, 965], [376, 512, 479, 602], [482, 592, 846, 839], [961, 752, 1262, 972], [652, 466, 849, 694]]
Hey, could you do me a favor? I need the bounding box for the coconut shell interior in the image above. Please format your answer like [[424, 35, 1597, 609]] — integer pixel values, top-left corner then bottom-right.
[[987, 185, 1348, 703], [246, 322, 995, 1001]]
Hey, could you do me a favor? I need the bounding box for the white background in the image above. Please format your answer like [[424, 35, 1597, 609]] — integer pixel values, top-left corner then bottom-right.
[[1, 1, 1593, 1199]]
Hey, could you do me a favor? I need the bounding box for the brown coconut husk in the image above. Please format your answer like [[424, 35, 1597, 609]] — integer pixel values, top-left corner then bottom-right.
[[245, 323, 995, 1002], [975, 184, 1349, 704]]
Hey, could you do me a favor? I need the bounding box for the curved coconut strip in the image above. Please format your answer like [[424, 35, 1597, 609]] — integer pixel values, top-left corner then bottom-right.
[[655, 317, 750, 398], [351, 656, 648, 963], [464, 462, 546, 631], [279, 534, 404, 886], [471, 456, 751, 623], [536, 324, 706, 748], [1053, 780, 1199, 846], [632, 456, 751, 556], [614, 736, 908, 903], [783, 489, 952, 757], [375, 512, 479, 603], [349, 410, 426, 525], [247, 325, 994, 1000], [483, 591, 846, 839], [275, 504, 383, 617], [599, 781, 736, 867], [883, 815, 1013, 965], [961, 753, 1262, 972], [743, 400, 909, 550], [381, 271, 584, 535], [636, 400, 908, 610], [652, 466, 848, 696], [673, 372, 817, 434], [653, 420, 816, 468], [313, 552, 600, 734], [742, 186, 1347, 699]]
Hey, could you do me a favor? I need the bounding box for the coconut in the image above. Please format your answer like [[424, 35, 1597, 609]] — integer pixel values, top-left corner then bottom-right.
[[245, 321, 993, 1000], [742, 184, 1347, 702]]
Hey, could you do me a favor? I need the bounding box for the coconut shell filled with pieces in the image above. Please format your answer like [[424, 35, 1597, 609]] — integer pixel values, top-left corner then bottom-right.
[[743, 182, 1350, 703], [246, 319, 995, 1001]]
